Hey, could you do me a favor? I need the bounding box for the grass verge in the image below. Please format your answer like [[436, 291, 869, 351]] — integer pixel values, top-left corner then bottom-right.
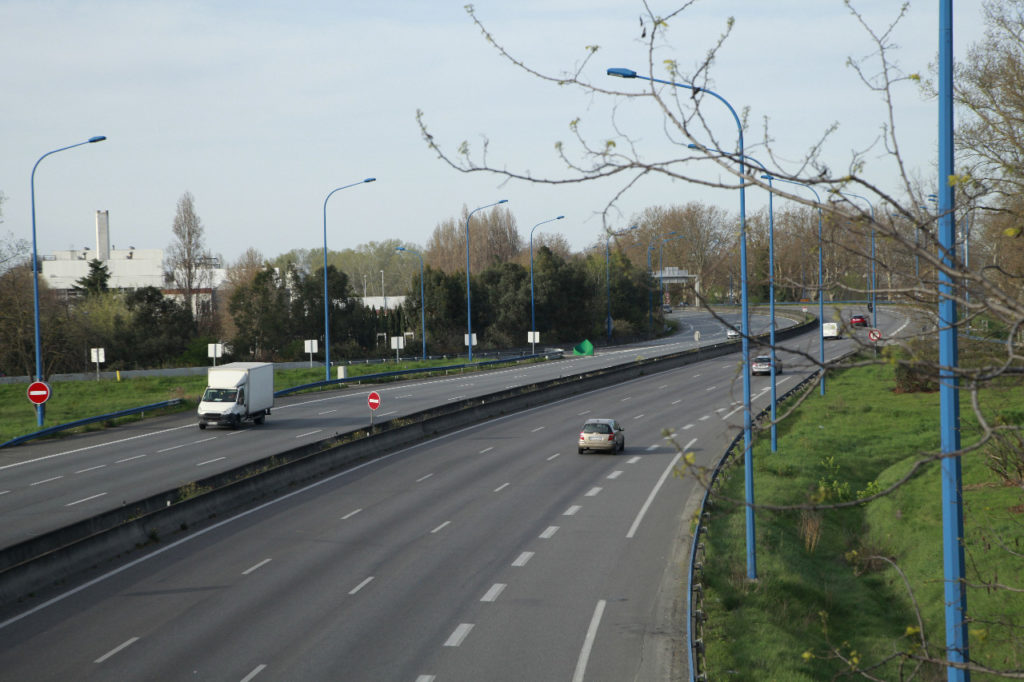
[[700, 361, 1024, 680]]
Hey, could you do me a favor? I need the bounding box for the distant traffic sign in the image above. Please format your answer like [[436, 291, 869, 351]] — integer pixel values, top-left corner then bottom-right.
[[27, 381, 51, 405], [868, 328, 882, 342], [367, 391, 381, 411]]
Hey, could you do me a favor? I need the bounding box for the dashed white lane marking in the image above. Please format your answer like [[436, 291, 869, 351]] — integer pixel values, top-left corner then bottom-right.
[[627, 451, 684, 539], [380, 410, 398, 417], [705, 385, 718, 391], [95, 636, 139, 663], [341, 509, 362, 520], [197, 457, 226, 467], [318, 409, 337, 415], [577, 410, 591, 416], [0, 491, 9, 496], [116, 454, 147, 463], [416, 473, 434, 483], [699, 415, 711, 421], [645, 444, 658, 451], [633, 414, 645, 420], [75, 464, 107, 474], [157, 443, 187, 453], [539, 526, 559, 539], [671, 399, 682, 405], [444, 623, 474, 647], [415, 676, 436, 682], [585, 487, 602, 497], [658, 384, 668, 389], [242, 558, 272, 575], [628, 456, 642, 463], [715, 408, 727, 413], [531, 426, 545, 432], [547, 452, 561, 461], [349, 576, 374, 595], [295, 430, 323, 438], [722, 405, 744, 419], [66, 492, 107, 507], [240, 664, 267, 682], [572, 601, 606, 682], [494, 483, 510, 492], [682, 424, 694, 430], [620, 396, 632, 402], [512, 552, 534, 567], [564, 505, 582, 516], [431, 521, 451, 534], [607, 470, 623, 480], [479, 447, 494, 454], [481, 583, 506, 602], [31, 476, 63, 486]]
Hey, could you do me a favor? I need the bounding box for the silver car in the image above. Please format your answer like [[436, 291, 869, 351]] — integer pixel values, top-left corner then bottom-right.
[[751, 354, 783, 375], [578, 418, 625, 454]]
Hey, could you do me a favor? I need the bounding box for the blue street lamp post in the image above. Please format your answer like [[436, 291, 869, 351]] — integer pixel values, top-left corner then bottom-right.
[[938, 2, 969, 677], [466, 200, 508, 361], [608, 66, 757, 580], [688, 143, 781, 453], [395, 247, 426, 360], [322, 178, 376, 381], [605, 225, 638, 340], [769, 177, 827, 397], [30, 135, 107, 427], [529, 215, 565, 354]]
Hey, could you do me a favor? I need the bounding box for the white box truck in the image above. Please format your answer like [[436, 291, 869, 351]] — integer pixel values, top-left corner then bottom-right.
[[197, 362, 274, 429], [822, 322, 841, 339]]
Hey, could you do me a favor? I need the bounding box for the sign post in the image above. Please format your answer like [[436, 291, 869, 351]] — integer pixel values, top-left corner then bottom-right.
[[367, 390, 381, 428], [90, 347, 105, 381]]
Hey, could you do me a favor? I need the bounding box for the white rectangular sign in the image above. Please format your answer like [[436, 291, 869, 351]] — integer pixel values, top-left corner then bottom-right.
[[527, 331, 540, 343], [304, 339, 318, 354], [464, 333, 478, 346], [90, 347, 105, 363], [390, 336, 405, 350]]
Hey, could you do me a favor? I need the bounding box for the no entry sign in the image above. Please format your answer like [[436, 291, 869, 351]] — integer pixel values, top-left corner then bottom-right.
[[27, 381, 51, 405], [367, 391, 381, 411]]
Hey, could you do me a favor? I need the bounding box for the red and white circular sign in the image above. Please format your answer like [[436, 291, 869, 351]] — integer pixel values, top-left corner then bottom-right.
[[868, 328, 882, 342], [367, 391, 381, 411], [27, 381, 51, 405]]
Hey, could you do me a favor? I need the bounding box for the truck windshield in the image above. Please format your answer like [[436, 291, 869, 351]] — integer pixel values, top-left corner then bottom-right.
[[203, 388, 238, 403]]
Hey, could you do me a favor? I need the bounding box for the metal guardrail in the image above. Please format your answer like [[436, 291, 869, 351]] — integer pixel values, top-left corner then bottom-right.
[[0, 399, 184, 449]]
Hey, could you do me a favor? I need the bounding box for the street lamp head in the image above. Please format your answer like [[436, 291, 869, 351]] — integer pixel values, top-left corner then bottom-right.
[[556, 215, 565, 220], [364, 177, 376, 183], [395, 246, 405, 252], [88, 136, 107, 143], [607, 67, 637, 79], [498, 199, 508, 204]]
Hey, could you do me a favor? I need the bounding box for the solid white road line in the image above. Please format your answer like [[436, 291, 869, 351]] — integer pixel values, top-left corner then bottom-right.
[[626, 451, 683, 539], [539, 526, 559, 539], [240, 664, 267, 682], [349, 576, 374, 595], [512, 552, 533, 567], [444, 623, 474, 647], [66, 492, 107, 507], [196, 457, 226, 467], [242, 559, 272, 575], [480, 583, 506, 602], [684, 438, 698, 451], [572, 600, 606, 682], [295, 430, 323, 439], [95, 636, 139, 663]]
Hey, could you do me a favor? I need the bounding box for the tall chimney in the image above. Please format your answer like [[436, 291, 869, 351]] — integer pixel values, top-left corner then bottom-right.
[[95, 210, 110, 261]]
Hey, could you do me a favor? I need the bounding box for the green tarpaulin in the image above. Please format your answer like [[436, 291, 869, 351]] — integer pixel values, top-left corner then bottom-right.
[[573, 339, 594, 356]]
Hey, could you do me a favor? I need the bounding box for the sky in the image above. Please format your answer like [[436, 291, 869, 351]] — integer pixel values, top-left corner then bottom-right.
[[0, 1, 987, 267]]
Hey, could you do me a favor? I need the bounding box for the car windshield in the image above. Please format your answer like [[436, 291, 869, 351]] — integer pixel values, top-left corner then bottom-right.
[[203, 388, 238, 403], [754, 356, 770, 363], [583, 423, 612, 434]]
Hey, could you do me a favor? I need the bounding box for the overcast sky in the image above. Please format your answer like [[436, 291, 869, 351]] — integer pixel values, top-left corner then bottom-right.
[[1, 1, 985, 266]]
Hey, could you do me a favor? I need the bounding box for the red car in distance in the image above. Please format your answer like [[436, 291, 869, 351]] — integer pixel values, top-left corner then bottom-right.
[[850, 314, 869, 327]]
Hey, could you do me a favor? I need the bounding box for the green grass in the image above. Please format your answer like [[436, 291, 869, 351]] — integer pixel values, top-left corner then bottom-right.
[[700, 361, 1024, 680], [0, 356, 530, 443]]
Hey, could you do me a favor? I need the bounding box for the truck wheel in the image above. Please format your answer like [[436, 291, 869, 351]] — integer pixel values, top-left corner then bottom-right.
[[198, 422, 207, 430], [254, 414, 265, 425]]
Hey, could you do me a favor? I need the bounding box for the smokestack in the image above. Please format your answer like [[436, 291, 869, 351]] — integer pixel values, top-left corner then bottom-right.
[[95, 210, 110, 261]]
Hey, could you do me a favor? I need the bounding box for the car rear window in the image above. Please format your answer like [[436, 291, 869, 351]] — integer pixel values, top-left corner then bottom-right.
[[583, 423, 612, 434]]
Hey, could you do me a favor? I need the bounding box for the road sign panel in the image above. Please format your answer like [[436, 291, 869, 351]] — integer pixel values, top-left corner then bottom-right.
[[27, 381, 51, 405], [367, 391, 381, 410], [868, 328, 882, 342]]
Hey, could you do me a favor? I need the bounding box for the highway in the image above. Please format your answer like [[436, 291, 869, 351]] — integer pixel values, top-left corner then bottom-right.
[[0, 310, 767, 547], [0, 307, 908, 681]]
